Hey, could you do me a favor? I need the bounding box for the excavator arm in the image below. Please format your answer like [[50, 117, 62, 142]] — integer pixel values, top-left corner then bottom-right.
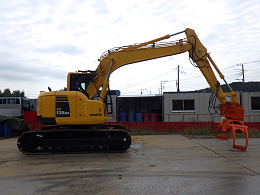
[[88, 29, 235, 103]]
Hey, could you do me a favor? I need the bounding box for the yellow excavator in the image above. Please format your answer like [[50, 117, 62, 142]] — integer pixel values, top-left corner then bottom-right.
[[17, 28, 248, 152]]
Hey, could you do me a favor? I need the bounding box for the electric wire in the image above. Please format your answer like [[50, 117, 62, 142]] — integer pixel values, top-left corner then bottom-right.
[[114, 69, 176, 90], [122, 83, 160, 95]]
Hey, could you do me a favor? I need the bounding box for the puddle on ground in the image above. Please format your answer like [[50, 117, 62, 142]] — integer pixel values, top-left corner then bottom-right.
[[130, 143, 142, 150]]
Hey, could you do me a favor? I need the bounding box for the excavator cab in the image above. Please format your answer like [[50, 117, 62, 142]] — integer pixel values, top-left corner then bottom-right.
[[68, 71, 94, 99]]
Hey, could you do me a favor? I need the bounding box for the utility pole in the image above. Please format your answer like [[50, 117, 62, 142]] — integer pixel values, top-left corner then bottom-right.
[[177, 65, 180, 92], [235, 63, 245, 83], [160, 80, 169, 94], [242, 63, 245, 83], [176, 65, 185, 92]]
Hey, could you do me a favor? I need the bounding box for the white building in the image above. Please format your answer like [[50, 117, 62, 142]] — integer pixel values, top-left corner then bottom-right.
[[163, 91, 260, 122], [115, 91, 260, 122]]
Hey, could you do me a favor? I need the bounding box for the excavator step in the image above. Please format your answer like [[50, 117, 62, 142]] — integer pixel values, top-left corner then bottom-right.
[[17, 125, 131, 153]]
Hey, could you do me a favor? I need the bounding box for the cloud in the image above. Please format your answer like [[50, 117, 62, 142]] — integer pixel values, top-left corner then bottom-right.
[[34, 17, 54, 25], [34, 44, 86, 56], [0, 52, 67, 82], [57, 20, 85, 31], [0, 0, 259, 97], [91, 0, 110, 15]]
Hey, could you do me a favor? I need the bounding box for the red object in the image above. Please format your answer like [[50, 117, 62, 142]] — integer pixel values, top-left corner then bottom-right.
[[24, 111, 45, 130], [217, 101, 248, 150], [219, 101, 244, 120], [215, 119, 248, 150], [143, 113, 150, 122], [150, 113, 157, 122]]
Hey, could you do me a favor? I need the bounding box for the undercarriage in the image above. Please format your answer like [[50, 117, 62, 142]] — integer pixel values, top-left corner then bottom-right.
[[17, 124, 131, 153]]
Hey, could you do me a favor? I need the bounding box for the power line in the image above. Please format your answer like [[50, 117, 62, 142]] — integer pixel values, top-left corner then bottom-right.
[[114, 69, 176, 90], [222, 60, 260, 71], [118, 60, 260, 94], [243, 60, 260, 64]]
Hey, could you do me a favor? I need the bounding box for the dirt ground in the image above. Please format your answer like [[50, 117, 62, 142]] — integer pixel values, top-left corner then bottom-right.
[[1, 135, 260, 195]]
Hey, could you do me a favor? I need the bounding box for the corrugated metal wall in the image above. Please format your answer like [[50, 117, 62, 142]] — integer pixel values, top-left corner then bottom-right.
[[164, 92, 213, 122], [241, 92, 260, 122], [164, 91, 260, 122]]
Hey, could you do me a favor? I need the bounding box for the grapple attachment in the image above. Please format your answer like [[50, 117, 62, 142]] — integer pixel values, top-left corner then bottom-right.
[[214, 101, 248, 150], [215, 119, 248, 150]]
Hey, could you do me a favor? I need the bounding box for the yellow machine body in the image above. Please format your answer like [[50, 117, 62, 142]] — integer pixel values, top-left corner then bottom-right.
[[37, 90, 109, 125]]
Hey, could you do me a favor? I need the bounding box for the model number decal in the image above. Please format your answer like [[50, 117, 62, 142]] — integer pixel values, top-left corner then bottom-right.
[[56, 102, 70, 117], [56, 109, 70, 116]]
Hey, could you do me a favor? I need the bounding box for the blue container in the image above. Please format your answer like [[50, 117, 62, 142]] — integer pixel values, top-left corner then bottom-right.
[[128, 111, 136, 122], [4, 124, 12, 136], [0, 123, 4, 136], [136, 113, 143, 122], [0, 123, 12, 136], [119, 112, 127, 122]]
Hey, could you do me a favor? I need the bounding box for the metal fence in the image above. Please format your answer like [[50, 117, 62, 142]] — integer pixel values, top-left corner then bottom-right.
[[107, 113, 260, 123]]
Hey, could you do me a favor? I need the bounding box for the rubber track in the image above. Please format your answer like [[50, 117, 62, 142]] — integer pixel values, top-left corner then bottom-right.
[[17, 126, 131, 153]]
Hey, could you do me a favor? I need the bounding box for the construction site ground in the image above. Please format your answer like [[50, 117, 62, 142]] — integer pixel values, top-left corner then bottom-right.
[[1, 135, 260, 195]]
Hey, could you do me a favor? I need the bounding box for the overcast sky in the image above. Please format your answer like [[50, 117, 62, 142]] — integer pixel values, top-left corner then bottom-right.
[[1, 0, 260, 98]]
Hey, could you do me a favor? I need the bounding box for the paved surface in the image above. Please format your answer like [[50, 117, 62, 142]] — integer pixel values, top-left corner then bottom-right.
[[0, 135, 260, 195]]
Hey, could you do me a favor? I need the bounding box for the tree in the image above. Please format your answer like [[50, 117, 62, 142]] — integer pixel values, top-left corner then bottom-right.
[[12, 90, 25, 97], [3, 88, 12, 97], [0, 88, 26, 97]]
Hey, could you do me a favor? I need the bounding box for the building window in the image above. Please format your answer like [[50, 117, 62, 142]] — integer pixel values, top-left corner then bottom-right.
[[251, 97, 260, 110], [172, 99, 195, 111]]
